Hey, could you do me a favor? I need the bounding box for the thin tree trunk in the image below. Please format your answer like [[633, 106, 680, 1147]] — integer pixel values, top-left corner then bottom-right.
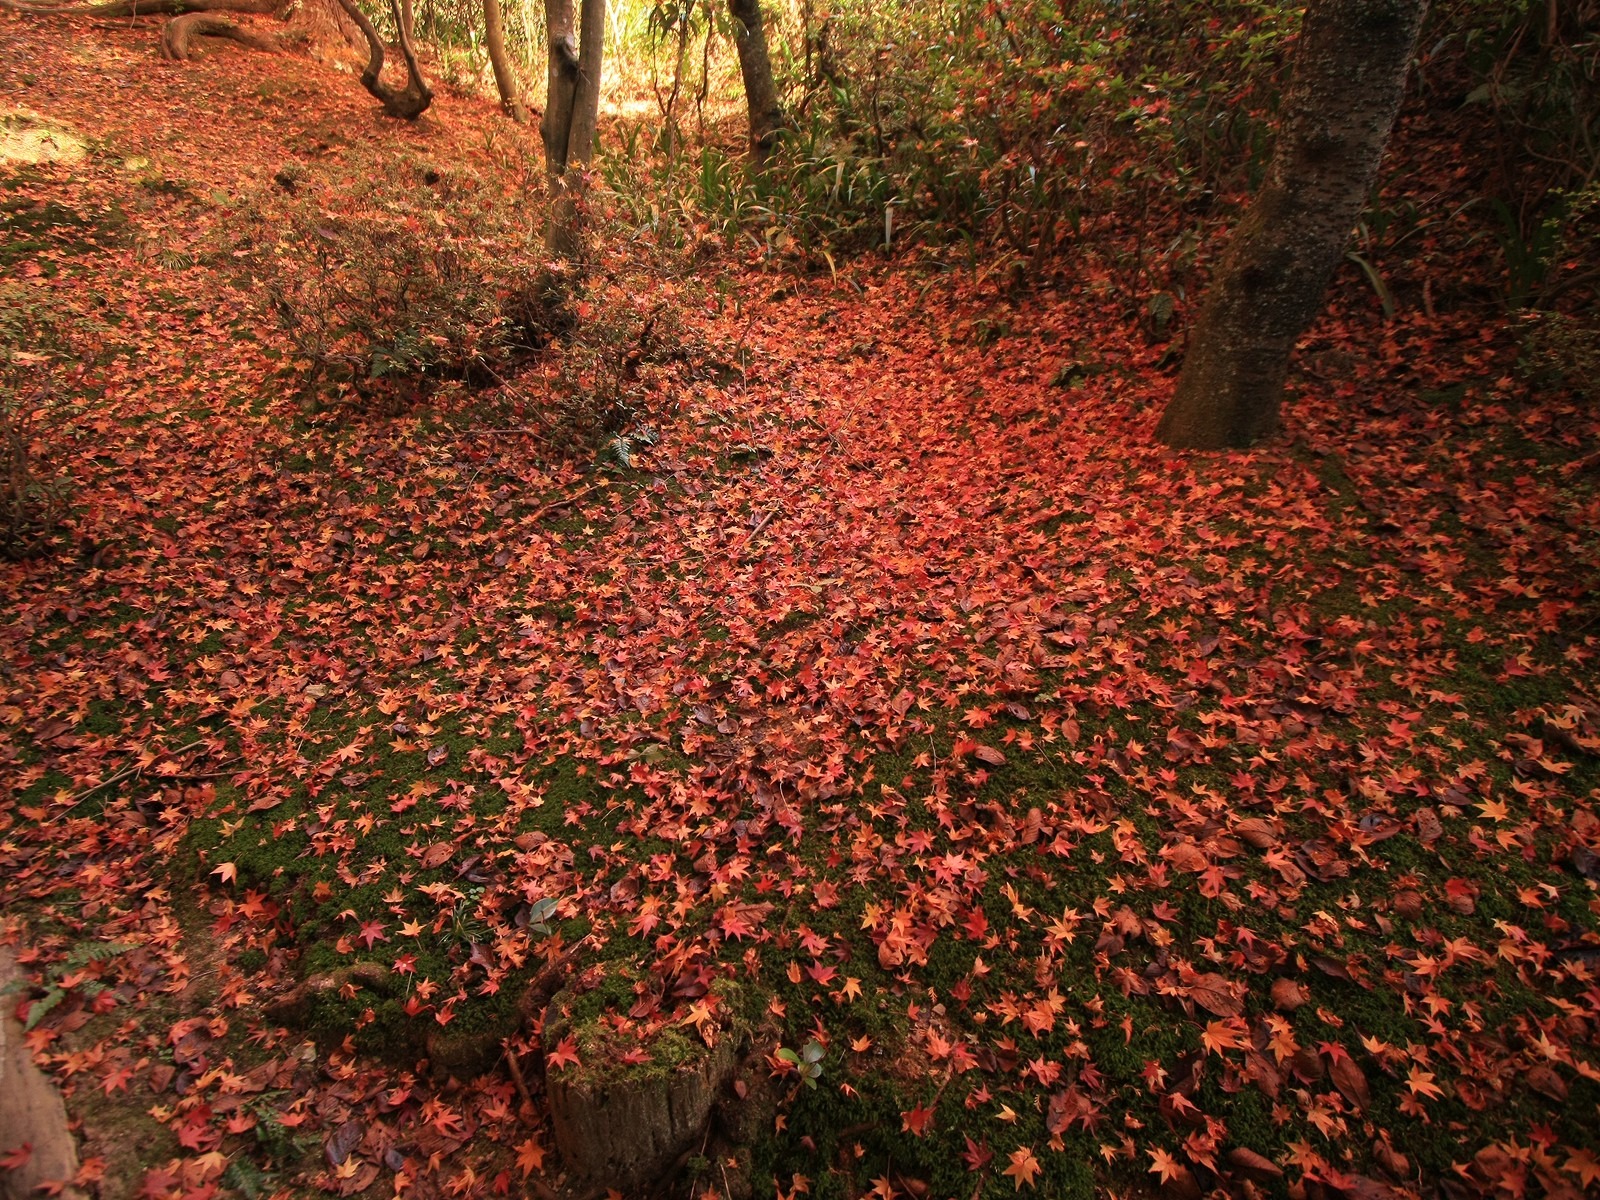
[[482, 0, 528, 122], [543, 0, 604, 257], [1155, 0, 1427, 450], [728, 0, 784, 161]]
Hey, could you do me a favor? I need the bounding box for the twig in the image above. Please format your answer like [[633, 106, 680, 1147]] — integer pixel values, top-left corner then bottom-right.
[[735, 505, 783, 564], [528, 483, 604, 523], [504, 1045, 536, 1115], [61, 741, 214, 812], [748, 506, 780, 540]]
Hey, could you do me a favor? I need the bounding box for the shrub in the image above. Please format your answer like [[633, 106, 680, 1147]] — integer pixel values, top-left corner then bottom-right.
[[249, 161, 568, 412], [0, 286, 94, 558], [0, 361, 79, 558]]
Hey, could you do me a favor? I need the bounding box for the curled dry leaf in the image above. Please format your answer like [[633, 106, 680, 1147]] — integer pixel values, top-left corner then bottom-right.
[[1160, 1164, 1203, 1200], [1296, 837, 1349, 882], [1524, 1064, 1567, 1102], [1373, 1141, 1411, 1181], [1445, 878, 1479, 915], [1233, 818, 1278, 849], [1329, 1053, 1370, 1111], [1189, 972, 1243, 1017], [972, 743, 1006, 766], [1226, 1147, 1283, 1182], [1271, 978, 1309, 1012], [1166, 840, 1209, 873], [1392, 889, 1423, 920], [1414, 807, 1444, 846], [419, 841, 454, 870]]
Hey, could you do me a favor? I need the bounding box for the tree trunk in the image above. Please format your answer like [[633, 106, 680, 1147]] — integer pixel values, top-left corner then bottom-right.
[[330, 0, 433, 119], [728, 0, 784, 161], [542, 0, 604, 258], [542, 0, 578, 173], [482, 0, 528, 122], [1155, 0, 1427, 450]]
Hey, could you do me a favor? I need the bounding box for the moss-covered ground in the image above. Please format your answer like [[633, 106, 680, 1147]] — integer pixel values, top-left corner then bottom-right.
[[2, 14, 1599, 1200]]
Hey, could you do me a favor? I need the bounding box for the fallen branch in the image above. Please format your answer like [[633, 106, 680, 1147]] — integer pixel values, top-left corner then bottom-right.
[[503, 1045, 537, 1114]]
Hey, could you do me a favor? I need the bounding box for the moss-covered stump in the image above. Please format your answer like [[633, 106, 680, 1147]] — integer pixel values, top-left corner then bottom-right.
[[425, 1019, 518, 1081], [544, 989, 740, 1192]]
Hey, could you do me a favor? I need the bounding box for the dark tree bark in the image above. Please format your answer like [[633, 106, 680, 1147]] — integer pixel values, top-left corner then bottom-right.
[[160, 11, 277, 56], [1156, 0, 1428, 450], [541, 0, 604, 257], [330, 0, 433, 119], [482, 0, 528, 122], [728, 0, 784, 161]]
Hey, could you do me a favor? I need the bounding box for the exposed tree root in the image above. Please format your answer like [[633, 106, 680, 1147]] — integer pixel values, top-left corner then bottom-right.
[[5, 0, 426, 119], [0, 0, 277, 16], [160, 11, 277, 58]]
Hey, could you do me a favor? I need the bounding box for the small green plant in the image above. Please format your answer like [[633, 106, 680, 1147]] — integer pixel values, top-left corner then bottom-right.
[[601, 422, 659, 469], [776, 1038, 825, 1088], [0, 941, 135, 1029]]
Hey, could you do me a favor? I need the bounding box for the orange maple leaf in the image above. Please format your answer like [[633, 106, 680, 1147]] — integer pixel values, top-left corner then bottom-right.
[[515, 1137, 546, 1178], [1149, 1148, 1183, 1183], [1002, 1147, 1041, 1191]]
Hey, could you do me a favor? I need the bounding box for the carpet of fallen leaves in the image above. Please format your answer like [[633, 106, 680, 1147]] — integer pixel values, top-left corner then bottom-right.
[[3, 13, 1600, 1200]]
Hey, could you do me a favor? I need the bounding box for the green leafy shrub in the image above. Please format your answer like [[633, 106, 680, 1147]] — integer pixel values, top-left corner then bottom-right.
[[604, 0, 1298, 289]]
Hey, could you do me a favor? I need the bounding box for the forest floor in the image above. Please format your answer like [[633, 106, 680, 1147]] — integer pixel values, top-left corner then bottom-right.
[[3, 13, 1600, 1200]]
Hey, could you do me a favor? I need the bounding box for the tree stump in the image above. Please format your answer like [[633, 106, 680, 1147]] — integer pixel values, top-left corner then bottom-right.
[[544, 993, 738, 1192]]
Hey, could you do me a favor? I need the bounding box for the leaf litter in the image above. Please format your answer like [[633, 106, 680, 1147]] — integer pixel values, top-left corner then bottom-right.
[[1, 13, 1598, 1200]]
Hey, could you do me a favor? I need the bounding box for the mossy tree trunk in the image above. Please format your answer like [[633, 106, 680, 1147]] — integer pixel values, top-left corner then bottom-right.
[[728, 0, 784, 162], [541, 0, 604, 258], [1155, 0, 1427, 450]]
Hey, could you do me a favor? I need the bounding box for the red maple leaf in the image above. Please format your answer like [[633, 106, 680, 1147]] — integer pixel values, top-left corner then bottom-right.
[[900, 1104, 935, 1137], [962, 1136, 994, 1172], [138, 1165, 180, 1200], [545, 1036, 581, 1072], [0, 1144, 32, 1172]]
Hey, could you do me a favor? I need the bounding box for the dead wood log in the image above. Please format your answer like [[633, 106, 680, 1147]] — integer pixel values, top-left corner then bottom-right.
[[161, 11, 277, 57]]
